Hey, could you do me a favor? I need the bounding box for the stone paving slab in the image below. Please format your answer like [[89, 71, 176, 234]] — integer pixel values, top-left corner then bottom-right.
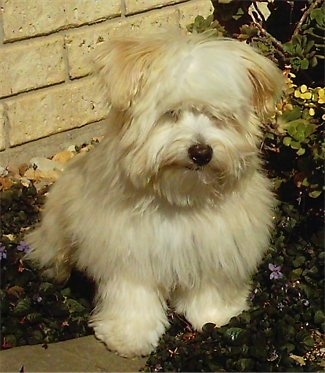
[[0, 335, 146, 372]]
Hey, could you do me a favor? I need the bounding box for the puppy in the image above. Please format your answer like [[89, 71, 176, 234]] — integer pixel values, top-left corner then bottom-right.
[[26, 31, 283, 357]]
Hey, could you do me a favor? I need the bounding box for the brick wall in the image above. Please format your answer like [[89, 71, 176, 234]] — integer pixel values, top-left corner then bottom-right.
[[0, 0, 213, 165]]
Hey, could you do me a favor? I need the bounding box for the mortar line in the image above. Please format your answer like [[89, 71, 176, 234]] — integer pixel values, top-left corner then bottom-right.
[[0, 100, 10, 151]]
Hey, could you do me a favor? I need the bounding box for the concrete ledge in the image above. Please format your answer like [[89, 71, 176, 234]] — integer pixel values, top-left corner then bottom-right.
[[0, 335, 146, 372]]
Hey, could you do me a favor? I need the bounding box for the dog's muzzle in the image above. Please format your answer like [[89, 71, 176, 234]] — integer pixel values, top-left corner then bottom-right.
[[188, 144, 213, 166]]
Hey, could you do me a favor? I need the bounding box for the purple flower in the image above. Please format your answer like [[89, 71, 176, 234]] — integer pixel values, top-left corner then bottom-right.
[[0, 245, 7, 260], [268, 263, 284, 280], [17, 241, 31, 254]]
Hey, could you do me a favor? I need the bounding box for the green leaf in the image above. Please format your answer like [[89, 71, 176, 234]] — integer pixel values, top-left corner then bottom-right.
[[297, 147, 305, 156], [309, 190, 322, 198], [39, 282, 56, 295], [284, 343, 295, 353], [283, 137, 292, 146], [65, 299, 86, 314], [302, 336, 315, 348], [286, 120, 316, 142], [314, 310, 325, 325], [61, 288, 72, 297], [310, 8, 325, 27], [281, 107, 302, 122], [305, 40, 315, 53], [290, 140, 301, 150], [300, 58, 309, 70], [13, 298, 31, 316], [233, 7, 244, 21], [29, 330, 44, 344], [224, 327, 247, 345], [301, 178, 310, 187], [283, 42, 295, 54], [290, 268, 303, 281], [236, 358, 254, 371], [26, 312, 43, 324], [292, 256, 306, 268], [189, 15, 215, 33], [310, 55, 318, 68]]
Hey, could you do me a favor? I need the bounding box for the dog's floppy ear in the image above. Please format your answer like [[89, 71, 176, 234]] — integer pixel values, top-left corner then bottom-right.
[[239, 44, 284, 118], [94, 38, 161, 111]]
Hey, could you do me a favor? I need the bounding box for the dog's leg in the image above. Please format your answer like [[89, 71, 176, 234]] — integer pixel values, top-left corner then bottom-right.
[[172, 280, 250, 330], [90, 278, 169, 357], [25, 207, 73, 283]]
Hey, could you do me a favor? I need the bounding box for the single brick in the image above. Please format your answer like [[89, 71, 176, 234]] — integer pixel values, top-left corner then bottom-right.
[[65, 22, 115, 80], [177, 0, 214, 28], [2, 0, 68, 41], [66, 8, 179, 79], [0, 104, 6, 151], [125, 0, 179, 15], [0, 36, 65, 98], [64, 0, 120, 25], [123, 5, 179, 32], [6, 77, 108, 146], [1, 0, 121, 42]]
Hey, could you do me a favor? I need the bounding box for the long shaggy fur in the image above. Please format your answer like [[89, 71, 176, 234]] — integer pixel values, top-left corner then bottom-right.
[[26, 31, 283, 357]]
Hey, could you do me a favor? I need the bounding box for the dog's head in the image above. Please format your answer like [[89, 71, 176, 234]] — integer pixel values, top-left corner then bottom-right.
[[95, 31, 284, 206]]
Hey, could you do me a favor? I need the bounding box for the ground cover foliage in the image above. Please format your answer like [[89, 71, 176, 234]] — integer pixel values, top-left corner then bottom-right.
[[0, 0, 324, 371]]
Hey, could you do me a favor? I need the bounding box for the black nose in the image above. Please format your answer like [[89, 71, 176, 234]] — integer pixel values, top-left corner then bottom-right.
[[188, 144, 213, 166]]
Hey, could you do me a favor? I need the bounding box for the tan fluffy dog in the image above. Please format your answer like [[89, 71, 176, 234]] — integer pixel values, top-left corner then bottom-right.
[[26, 31, 283, 357]]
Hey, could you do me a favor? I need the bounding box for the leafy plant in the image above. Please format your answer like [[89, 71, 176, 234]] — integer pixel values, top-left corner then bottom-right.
[[187, 14, 226, 36], [266, 76, 324, 203], [0, 181, 93, 349], [283, 1, 324, 72]]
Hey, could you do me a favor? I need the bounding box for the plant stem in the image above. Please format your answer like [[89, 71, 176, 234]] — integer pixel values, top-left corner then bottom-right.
[[292, 0, 323, 40], [253, 22, 287, 62]]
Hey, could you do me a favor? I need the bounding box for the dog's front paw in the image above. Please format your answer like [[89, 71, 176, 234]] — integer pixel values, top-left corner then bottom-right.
[[173, 284, 249, 330], [185, 304, 246, 330], [91, 317, 168, 357]]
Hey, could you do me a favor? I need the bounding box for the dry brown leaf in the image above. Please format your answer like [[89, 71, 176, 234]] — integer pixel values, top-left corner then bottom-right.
[[3, 234, 16, 241], [7, 285, 25, 298], [24, 168, 61, 182], [92, 136, 104, 142], [20, 177, 31, 187], [52, 150, 75, 164], [19, 163, 29, 176], [0, 177, 14, 191], [290, 354, 306, 366]]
